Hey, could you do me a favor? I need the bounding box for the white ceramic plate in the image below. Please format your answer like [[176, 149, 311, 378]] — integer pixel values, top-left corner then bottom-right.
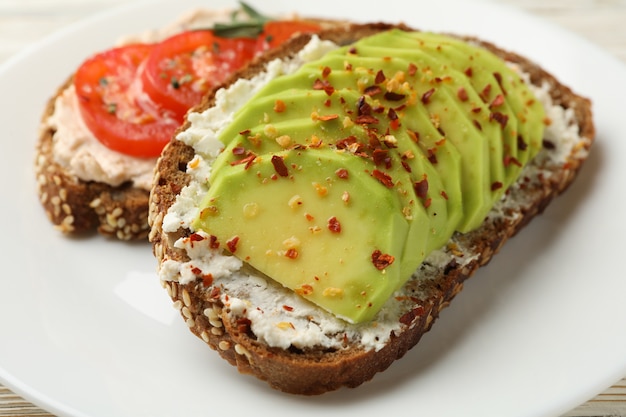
[[1, 0, 624, 416]]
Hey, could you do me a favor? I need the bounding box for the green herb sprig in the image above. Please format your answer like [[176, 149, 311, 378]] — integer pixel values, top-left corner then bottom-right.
[[212, 2, 272, 38]]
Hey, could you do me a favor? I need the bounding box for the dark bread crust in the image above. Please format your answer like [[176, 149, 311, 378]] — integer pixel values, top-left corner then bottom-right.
[[35, 77, 152, 240], [149, 23, 595, 395]]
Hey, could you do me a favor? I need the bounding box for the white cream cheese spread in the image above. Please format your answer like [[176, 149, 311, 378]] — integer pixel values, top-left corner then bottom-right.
[[158, 36, 587, 351]]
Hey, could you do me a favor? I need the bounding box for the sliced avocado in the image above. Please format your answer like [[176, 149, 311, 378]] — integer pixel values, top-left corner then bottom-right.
[[393, 31, 544, 189], [351, 43, 506, 230], [194, 147, 409, 323], [191, 29, 546, 323]]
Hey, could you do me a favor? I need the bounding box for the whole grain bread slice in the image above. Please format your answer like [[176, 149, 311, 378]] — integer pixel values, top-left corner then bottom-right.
[[148, 23, 595, 395], [35, 77, 153, 240]]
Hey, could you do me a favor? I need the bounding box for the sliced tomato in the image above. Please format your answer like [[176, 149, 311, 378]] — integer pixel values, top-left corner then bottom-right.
[[140, 30, 257, 122], [255, 20, 322, 52], [74, 43, 179, 158], [74, 21, 322, 158]]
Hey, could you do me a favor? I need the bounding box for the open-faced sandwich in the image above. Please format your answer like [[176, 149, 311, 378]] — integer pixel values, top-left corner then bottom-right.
[[150, 24, 594, 395], [34, 3, 332, 240], [149, 22, 594, 395]]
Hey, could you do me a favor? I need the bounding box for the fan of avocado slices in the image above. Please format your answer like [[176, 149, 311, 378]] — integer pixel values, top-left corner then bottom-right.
[[192, 29, 545, 324]]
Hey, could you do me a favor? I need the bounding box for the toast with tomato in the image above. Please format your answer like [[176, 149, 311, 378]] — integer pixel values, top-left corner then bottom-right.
[[35, 4, 335, 240], [149, 23, 594, 394]]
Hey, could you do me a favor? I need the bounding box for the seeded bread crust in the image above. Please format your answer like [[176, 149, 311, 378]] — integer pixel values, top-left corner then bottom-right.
[[35, 77, 151, 240], [149, 23, 595, 395]]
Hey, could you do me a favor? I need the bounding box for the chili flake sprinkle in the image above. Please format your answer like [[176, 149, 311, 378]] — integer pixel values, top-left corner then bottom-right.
[[371, 250, 395, 270], [421, 88, 435, 104], [414, 178, 429, 199], [327, 216, 342, 233], [372, 169, 394, 188], [226, 236, 240, 253], [271, 155, 289, 177]]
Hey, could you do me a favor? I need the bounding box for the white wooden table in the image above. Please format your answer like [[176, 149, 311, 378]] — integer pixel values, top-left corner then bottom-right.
[[0, 0, 624, 416]]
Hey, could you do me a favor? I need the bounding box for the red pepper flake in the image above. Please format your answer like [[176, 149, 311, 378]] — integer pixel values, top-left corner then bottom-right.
[[517, 135, 528, 151], [357, 96, 372, 116], [408, 62, 418, 76], [457, 87, 468, 102], [384, 91, 406, 101], [491, 181, 503, 191], [441, 190, 449, 200], [189, 233, 205, 243], [313, 78, 335, 96], [335, 168, 349, 179], [348, 46, 357, 54], [202, 274, 214, 287], [401, 161, 412, 173], [283, 305, 294, 312], [375, 69, 386, 84], [230, 152, 256, 169], [238, 129, 251, 136], [324, 98, 332, 107], [504, 155, 522, 167], [284, 248, 299, 259], [191, 266, 202, 275], [493, 72, 507, 95], [543, 139, 556, 150], [209, 235, 220, 249], [371, 250, 395, 270], [364, 85, 382, 96], [414, 178, 429, 199], [423, 198, 432, 208], [489, 111, 509, 129], [304, 213, 315, 222], [464, 67, 473, 77], [336, 136, 360, 151], [372, 169, 394, 188], [271, 155, 289, 177], [489, 94, 505, 108], [322, 66, 332, 78], [390, 118, 401, 130], [355, 115, 379, 125], [471, 107, 482, 114], [472, 120, 483, 131], [327, 216, 342, 233], [232, 146, 246, 155], [421, 88, 435, 104], [480, 84, 492, 102], [209, 286, 221, 300], [373, 149, 391, 167], [427, 148, 438, 164], [226, 236, 240, 253], [274, 99, 286, 113]]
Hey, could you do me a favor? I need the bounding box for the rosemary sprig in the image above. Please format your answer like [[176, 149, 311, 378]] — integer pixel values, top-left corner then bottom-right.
[[213, 1, 272, 39]]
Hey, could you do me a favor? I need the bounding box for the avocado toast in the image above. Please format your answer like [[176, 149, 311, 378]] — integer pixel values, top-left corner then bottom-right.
[[148, 23, 594, 394]]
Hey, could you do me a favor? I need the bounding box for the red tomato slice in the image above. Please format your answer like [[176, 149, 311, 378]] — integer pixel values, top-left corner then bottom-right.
[[256, 20, 322, 53], [74, 44, 179, 158], [140, 30, 257, 122]]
